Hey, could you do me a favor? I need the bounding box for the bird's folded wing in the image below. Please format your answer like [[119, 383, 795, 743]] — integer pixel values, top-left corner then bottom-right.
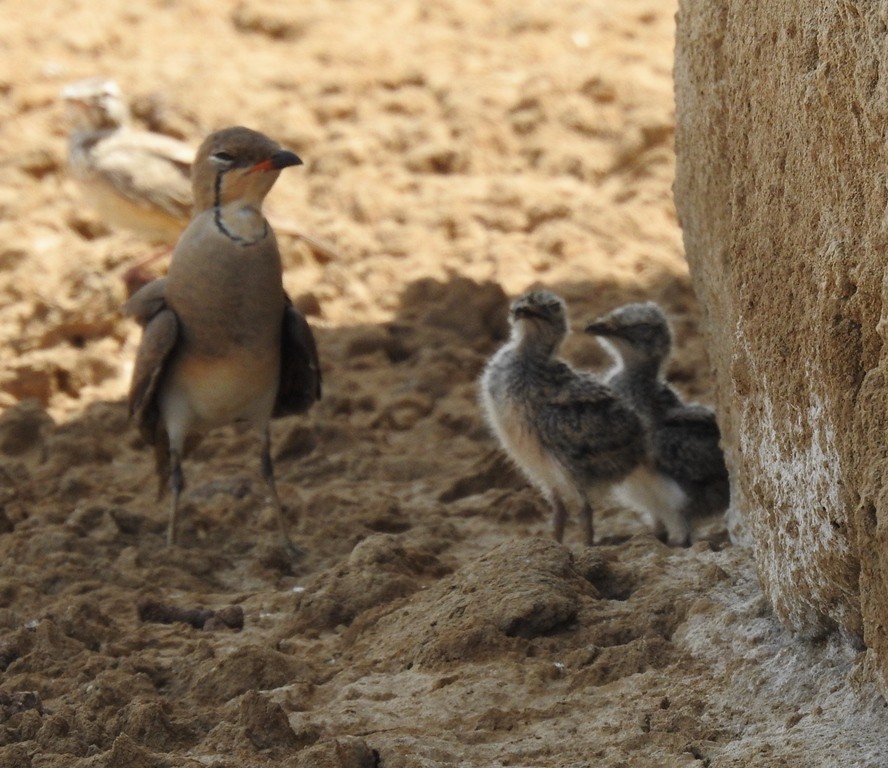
[[127, 132, 196, 166], [656, 404, 727, 484], [90, 131, 193, 218], [274, 299, 322, 418], [129, 307, 180, 444], [661, 403, 721, 436], [122, 277, 168, 325], [539, 378, 644, 469]]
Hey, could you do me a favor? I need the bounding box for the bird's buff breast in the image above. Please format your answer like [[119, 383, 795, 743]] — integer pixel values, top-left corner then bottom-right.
[[164, 352, 278, 431]]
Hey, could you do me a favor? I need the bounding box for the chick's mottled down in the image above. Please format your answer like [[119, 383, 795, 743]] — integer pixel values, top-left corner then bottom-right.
[[479, 290, 646, 545], [124, 126, 321, 555], [586, 301, 729, 545]]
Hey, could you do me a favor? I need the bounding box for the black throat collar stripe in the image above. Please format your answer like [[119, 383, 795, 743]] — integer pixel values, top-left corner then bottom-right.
[[212, 170, 269, 246]]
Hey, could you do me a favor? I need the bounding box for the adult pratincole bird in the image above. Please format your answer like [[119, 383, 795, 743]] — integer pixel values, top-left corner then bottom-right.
[[585, 301, 729, 545], [479, 289, 647, 545], [62, 77, 339, 291], [63, 77, 194, 246], [123, 126, 322, 556]]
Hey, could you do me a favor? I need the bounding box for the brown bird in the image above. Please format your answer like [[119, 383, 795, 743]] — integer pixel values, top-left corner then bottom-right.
[[124, 126, 322, 555], [63, 77, 193, 245], [63, 78, 340, 291]]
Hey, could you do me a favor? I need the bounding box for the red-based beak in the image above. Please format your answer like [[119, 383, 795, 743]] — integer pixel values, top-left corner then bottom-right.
[[249, 150, 303, 173]]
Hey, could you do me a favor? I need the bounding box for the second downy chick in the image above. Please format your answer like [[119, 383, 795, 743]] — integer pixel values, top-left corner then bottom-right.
[[585, 301, 729, 545]]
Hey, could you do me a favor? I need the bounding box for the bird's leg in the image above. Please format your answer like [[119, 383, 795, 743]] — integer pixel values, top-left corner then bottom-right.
[[552, 495, 568, 543], [657, 507, 691, 547], [651, 519, 668, 543], [261, 428, 306, 559], [579, 500, 595, 546], [167, 449, 185, 547]]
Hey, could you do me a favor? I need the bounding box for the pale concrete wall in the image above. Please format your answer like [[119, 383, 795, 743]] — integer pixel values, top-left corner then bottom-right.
[[674, 1, 888, 668]]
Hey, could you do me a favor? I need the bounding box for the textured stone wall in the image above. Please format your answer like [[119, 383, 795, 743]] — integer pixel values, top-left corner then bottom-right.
[[674, 0, 888, 666]]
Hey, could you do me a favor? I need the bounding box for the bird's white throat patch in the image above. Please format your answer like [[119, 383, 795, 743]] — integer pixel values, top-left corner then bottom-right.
[[214, 203, 268, 246]]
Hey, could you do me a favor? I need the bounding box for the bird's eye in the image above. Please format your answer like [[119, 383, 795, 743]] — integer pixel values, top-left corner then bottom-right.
[[211, 151, 235, 166]]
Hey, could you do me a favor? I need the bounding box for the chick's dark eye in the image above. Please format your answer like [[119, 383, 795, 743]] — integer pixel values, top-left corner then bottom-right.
[[212, 151, 235, 163]]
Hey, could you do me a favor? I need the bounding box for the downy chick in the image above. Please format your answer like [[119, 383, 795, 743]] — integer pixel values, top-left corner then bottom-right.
[[585, 301, 729, 545], [479, 290, 646, 545]]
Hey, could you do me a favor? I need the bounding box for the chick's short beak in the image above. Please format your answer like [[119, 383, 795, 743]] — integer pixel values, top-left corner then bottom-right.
[[584, 320, 614, 336], [514, 306, 549, 322]]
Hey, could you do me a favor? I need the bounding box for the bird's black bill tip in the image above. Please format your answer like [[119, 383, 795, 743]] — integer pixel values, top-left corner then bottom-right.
[[270, 150, 303, 169]]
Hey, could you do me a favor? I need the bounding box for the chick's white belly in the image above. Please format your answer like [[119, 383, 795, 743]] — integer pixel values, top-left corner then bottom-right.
[[614, 465, 691, 544], [162, 352, 278, 435], [482, 391, 577, 502]]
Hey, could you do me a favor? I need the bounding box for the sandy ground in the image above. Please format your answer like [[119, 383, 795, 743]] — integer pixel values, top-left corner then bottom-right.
[[1, 1, 888, 766]]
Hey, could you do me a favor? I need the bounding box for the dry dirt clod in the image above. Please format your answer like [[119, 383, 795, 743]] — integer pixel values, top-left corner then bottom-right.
[[137, 599, 243, 631]]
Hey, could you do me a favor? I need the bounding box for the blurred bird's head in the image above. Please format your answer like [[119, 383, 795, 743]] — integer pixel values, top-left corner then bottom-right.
[[584, 301, 672, 369], [62, 77, 130, 131], [192, 126, 302, 213], [509, 290, 569, 351]]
